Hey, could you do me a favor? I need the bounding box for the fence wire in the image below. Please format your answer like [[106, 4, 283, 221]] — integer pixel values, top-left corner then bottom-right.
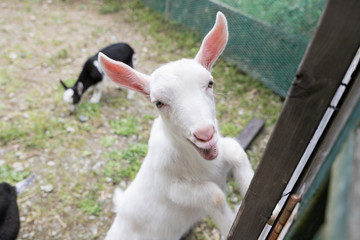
[[142, 0, 326, 97]]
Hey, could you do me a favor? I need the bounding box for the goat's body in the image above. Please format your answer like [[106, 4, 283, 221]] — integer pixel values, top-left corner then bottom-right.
[[0, 183, 20, 240], [106, 117, 252, 240], [100, 12, 260, 240], [62, 43, 135, 108]]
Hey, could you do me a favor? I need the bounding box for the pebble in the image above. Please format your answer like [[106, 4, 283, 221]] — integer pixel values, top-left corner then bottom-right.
[[66, 126, 75, 133], [9, 52, 17, 59], [40, 184, 54, 193], [92, 161, 103, 172], [47, 161, 55, 166], [230, 196, 239, 203], [78, 115, 88, 122], [119, 181, 127, 189], [90, 226, 98, 235]]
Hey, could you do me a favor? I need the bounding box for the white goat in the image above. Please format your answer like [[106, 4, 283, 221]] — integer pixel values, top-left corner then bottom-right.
[[99, 12, 256, 240]]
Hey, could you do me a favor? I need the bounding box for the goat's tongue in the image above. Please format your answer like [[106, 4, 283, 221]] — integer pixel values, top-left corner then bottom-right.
[[198, 145, 218, 160]]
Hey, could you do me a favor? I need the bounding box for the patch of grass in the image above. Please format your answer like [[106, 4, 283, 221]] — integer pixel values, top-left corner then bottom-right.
[[214, 60, 282, 127], [78, 191, 102, 216], [0, 67, 13, 85], [220, 123, 242, 138], [0, 111, 67, 149], [24, 114, 66, 149], [47, 48, 70, 66], [76, 102, 102, 118], [99, 0, 122, 14], [143, 114, 156, 121], [104, 143, 148, 183], [0, 165, 31, 184], [101, 135, 116, 147], [110, 117, 139, 136], [91, 26, 109, 38], [0, 67, 26, 94], [0, 121, 28, 145], [56, 48, 69, 59]]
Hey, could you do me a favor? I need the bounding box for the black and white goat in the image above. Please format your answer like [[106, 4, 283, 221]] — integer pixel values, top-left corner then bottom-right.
[[60, 43, 135, 111], [0, 175, 35, 240]]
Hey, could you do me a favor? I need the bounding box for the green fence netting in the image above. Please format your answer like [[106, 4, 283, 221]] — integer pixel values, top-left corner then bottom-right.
[[141, 0, 326, 97]]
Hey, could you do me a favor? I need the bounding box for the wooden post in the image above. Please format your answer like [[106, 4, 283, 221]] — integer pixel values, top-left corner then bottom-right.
[[227, 0, 360, 239], [164, 0, 170, 20]]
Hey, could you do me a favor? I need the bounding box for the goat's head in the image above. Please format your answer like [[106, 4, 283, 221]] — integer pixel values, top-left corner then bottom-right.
[[99, 12, 228, 160], [60, 80, 83, 111]]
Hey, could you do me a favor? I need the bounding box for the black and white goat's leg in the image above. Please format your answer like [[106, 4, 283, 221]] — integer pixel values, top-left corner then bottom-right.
[[90, 79, 104, 103]]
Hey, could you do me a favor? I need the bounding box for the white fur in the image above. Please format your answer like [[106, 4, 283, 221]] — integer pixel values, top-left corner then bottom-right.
[[63, 88, 74, 103], [100, 12, 261, 240], [90, 78, 105, 103], [93, 60, 103, 74]]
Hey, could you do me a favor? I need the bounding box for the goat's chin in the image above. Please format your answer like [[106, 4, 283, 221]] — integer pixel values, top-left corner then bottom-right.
[[190, 141, 219, 160], [198, 144, 218, 160]]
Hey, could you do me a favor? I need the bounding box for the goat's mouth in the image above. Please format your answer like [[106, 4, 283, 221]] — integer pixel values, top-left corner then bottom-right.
[[190, 141, 218, 160]]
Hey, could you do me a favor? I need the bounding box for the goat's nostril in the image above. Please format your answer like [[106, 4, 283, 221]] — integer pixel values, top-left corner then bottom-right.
[[194, 125, 215, 142]]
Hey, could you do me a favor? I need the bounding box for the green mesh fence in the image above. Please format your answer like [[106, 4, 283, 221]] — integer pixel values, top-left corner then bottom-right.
[[141, 0, 326, 97]]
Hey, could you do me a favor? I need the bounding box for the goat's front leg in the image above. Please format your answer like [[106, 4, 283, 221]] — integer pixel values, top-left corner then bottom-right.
[[168, 180, 235, 237], [90, 80, 104, 103], [220, 137, 254, 196], [220, 137, 280, 225]]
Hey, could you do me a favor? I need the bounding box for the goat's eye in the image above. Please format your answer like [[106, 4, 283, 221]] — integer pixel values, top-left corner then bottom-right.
[[155, 101, 164, 108], [208, 80, 214, 88]]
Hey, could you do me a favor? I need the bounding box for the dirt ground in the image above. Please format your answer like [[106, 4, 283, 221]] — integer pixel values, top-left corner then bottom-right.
[[0, 0, 282, 239], [0, 1, 161, 239]]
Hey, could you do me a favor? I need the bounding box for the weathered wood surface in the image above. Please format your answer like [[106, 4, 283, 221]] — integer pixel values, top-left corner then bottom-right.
[[236, 118, 264, 150], [293, 72, 360, 201], [227, 0, 360, 239]]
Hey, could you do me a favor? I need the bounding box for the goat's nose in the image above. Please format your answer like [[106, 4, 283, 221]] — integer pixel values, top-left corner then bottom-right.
[[194, 125, 215, 142]]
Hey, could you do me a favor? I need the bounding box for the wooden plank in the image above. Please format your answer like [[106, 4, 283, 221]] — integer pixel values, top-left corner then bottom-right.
[[236, 118, 264, 150], [293, 74, 360, 200], [227, 0, 360, 239], [268, 194, 301, 240]]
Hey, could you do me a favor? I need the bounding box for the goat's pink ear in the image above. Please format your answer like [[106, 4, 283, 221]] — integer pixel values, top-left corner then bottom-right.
[[195, 12, 228, 71], [98, 53, 150, 95]]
